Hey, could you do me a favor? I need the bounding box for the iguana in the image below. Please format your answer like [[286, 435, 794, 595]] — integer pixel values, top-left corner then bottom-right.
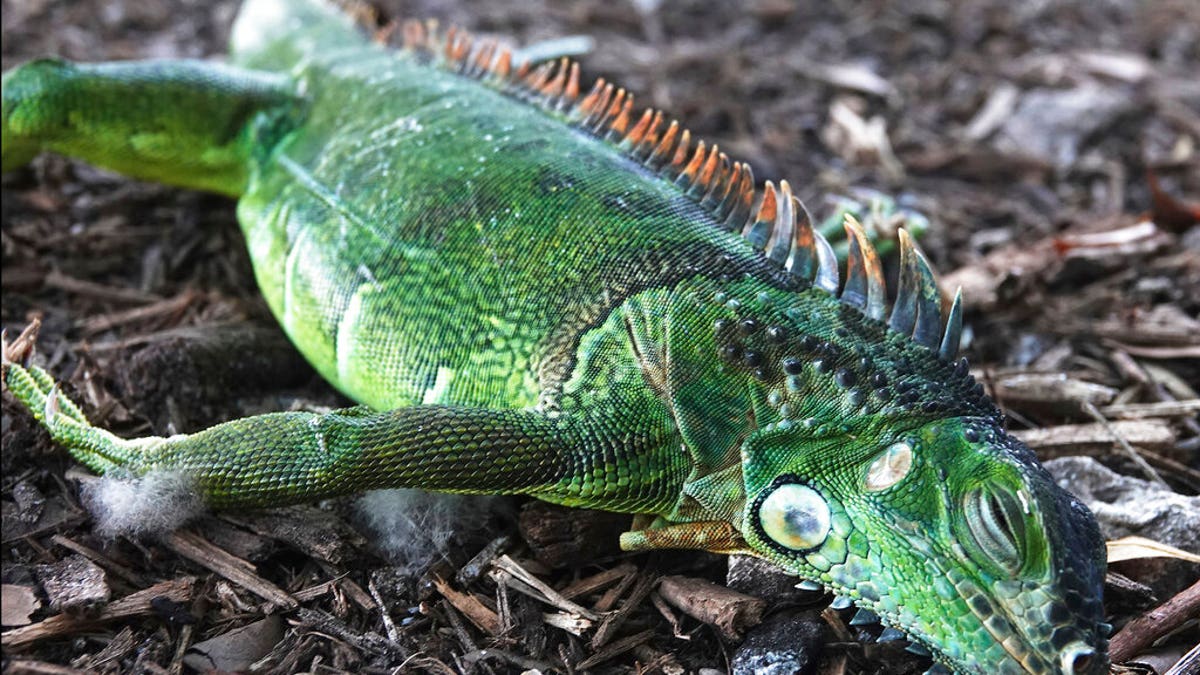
[[1, 0, 1109, 672]]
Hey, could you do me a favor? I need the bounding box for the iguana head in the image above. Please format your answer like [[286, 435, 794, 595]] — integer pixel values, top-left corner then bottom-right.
[[739, 413, 1108, 674], [689, 214, 1110, 672]]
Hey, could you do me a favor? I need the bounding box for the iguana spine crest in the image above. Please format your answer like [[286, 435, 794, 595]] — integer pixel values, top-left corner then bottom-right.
[[389, 18, 965, 361]]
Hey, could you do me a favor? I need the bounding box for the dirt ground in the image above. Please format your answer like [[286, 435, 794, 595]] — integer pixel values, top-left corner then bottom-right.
[[2, 0, 1198, 673]]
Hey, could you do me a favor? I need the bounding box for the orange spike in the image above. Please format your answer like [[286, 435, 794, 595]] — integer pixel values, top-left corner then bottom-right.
[[374, 20, 399, 45], [402, 19, 425, 49], [609, 96, 635, 135], [542, 58, 569, 97], [697, 146, 722, 190], [444, 25, 458, 62], [473, 41, 496, 74], [626, 109, 654, 145], [755, 182, 779, 225], [494, 48, 512, 79], [649, 120, 680, 163], [564, 62, 581, 101], [525, 62, 554, 90], [720, 162, 744, 203], [670, 129, 693, 169], [639, 111, 665, 151], [452, 32, 472, 63], [681, 140, 708, 183], [588, 83, 614, 126], [579, 78, 606, 114]]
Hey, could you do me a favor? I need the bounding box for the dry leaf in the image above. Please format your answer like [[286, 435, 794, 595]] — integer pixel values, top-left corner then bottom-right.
[[1106, 536, 1200, 564]]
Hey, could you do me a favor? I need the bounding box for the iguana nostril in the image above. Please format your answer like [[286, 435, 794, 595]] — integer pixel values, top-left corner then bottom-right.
[[1061, 643, 1100, 675]]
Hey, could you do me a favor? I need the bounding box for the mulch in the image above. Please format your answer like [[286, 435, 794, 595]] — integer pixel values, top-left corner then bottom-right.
[[2, 0, 1198, 673]]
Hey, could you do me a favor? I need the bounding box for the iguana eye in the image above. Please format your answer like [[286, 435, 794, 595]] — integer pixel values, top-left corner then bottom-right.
[[758, 483, 831, 551], [963, 487, 1027, 574], [865, 441, 913, 491]]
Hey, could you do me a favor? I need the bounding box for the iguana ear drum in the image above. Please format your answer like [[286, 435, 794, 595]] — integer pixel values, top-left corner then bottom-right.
[[757, 482, 831, 552], [865, 441, 913, 491]]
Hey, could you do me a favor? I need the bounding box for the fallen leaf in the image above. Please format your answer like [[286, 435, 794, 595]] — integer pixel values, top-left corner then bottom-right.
[[1107, 536, 1200, 564]]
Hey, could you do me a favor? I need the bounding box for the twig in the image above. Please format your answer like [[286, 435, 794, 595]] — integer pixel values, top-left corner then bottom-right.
[[431, 576, 500, 636], [1110, 579, 1200, 663], [164, 530, 296, 609], [491, 554, 599, 620], [1081, 401, 1169, 488]]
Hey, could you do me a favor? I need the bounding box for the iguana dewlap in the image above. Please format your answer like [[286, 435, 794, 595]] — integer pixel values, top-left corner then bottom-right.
[[0, 0, 1108, 672]]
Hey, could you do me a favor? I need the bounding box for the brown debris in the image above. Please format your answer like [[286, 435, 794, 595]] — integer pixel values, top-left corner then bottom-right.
[[1, 577, 195, 650], [34, 554, 110, 615], [658, 575, 767, 641], [1110, 579, 1200, 664]]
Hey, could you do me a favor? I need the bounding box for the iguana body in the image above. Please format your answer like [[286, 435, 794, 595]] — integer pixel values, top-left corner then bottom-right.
[[1, 1, 1108, 672]]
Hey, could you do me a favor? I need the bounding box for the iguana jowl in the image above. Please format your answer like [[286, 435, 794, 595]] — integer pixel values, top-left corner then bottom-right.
[[1, 0, 1108, 671]]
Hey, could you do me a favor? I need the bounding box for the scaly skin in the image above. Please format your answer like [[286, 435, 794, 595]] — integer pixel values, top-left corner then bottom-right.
[[1, 0, 1108, 672]]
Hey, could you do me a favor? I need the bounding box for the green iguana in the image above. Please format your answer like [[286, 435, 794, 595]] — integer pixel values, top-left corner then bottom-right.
[[1, 0, 1108, 672]]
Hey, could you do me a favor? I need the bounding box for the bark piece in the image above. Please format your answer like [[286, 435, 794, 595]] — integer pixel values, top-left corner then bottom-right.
[[1, 585, 40, 627], [658, 575, 767, 641], [34, 554, 110, 615]]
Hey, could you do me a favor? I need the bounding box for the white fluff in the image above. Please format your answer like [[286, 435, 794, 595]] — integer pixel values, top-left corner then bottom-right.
[[356, 489, 503, 571], [81, 472, 205, 538]]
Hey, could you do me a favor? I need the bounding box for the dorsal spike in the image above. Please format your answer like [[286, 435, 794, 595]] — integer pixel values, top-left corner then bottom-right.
[[668, 129, 693, 176], [578, 78, 606, 116], [635, 111, 665, 158], [724, 163, 754, 229], [472, 41, 497, 77], [699, 153, 729, 206], [493, 47, 512, 79], [401, 19, 426, 50], [647, 120, 679, 166], [541, 58, 569, 98], [766, 181, 795, 265], [842, 215, 886, 321], [564, 61, 581, 101], [939, 287, 964, 360], [677, 140, 708, 187], [711, 162, 743, 220], [891, 229, 942, 346], [623, 108, 655, 148], [608, 94, 634, 137], [743, 181, 777, 250], [786, 196, 817, 281], [689, 146, 722, 197], [813, 228, 840, 294], [587, 83, 614, 129]]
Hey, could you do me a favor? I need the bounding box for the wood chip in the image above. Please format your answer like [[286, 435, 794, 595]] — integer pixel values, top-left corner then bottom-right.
[[591, 571, 658, 649], [657, 575, 767, 641], [576, 628, 656, 671], [1, 585, 40, 627], [34, 554, 110, 614], [2, 577, 195, 650], [1011, 419, 1177, 456], [558, 562, 638, 601], [164, 530, 296, 610], [431, 576, 500, 636]]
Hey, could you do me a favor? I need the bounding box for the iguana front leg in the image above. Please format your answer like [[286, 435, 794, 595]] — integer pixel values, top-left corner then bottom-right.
[[3, 344, 687, 515]]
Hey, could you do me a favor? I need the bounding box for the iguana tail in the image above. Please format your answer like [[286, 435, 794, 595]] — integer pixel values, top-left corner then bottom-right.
[[1, 57, 302, 196]]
